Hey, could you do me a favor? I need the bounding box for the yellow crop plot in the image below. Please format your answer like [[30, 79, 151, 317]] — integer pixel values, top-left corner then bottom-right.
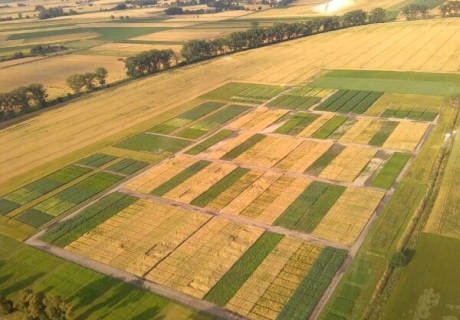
[[240, 176, 312, 224], [226, 237, 322, 319], [206, 170, 265, 211], [124, 156, 198, 194], [383, 122, 430, 150], [204, 132, 255, 159], [312, 188, 384, 246], [229, 107, 289, 131], [235, 135, 303, 168], [145, 218, 264, 299], [319, 146, 376, 182], [275, 140, 333, 173], [65, 199, 210, 277], [163, 162, 237, 203], [339, 118, 383, 144], [297, 114, 335, 138], [221, 172, 282, 216]]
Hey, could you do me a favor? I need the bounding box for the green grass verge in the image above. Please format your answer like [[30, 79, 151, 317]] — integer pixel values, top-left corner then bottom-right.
[[185, 129, 234, 155], [277, 247, 348, 320], [368, 121, 399, 146], [0, 233, 214, 319], [312, 116, 348, 139], [115, 133, 191, 154], [150, 160, 211, 197], [221, 134, 266, 160], [382, 233, 460, 319], [205, 232, 284, 305], [191, 167, 249, 207], [275, 113, 321, 135], [371, 153, 411, 189], [306, 144, 345, 175], [311, 70, 460, 96], [41, 192, 137, 247]]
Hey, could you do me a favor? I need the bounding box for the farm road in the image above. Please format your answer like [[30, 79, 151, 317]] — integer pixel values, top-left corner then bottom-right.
[[25, 233, 247, 320]]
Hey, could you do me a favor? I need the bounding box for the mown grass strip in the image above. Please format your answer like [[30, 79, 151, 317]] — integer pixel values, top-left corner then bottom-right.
[[368, 121, 398, 146], [150, 160, 211, 197], [191, 167, 249, 207], [295, 185, 346, 233], [277, 247, 348, 320], [221, 134, 266, 160], [312, 116, 348, 139], [306, 144, 345, 175], [41, 193, 137, 247], [371, 152, 411, 189], [205, 232, 284, 306], [275, 181, 329, 228], [186, 129, 234, 155]]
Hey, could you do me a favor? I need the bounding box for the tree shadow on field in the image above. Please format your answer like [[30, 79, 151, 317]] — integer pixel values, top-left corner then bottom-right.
[[132, 306, 165, 320], [0, 272, 46, 296], [68, 276, 118, 310]]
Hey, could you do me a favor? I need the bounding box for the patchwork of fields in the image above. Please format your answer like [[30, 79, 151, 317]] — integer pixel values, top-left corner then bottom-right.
[[0, 76, 435, 319]]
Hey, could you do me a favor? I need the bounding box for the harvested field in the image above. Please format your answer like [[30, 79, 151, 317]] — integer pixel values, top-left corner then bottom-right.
[[228, 107, 289, 131], [145, 218, 264, 299], [275, 140, 334, 173], [338, 118, 384, 144], [311, 188, 384, 246], [319, 146, 376, 182], [65, 198, 210, 277], [382, 122, 430, 151], [90, 42, 184, 54]]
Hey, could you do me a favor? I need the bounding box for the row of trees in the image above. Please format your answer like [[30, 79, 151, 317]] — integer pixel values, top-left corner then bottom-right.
[[65, 67, 108, 93], [125, 49, 176, 78], [0, 84, 48, 121], [440, 1, 460, 17], [164, 6, 215, 14], [181, 8, 386, 63], [0, 289, 72, 319], [401, 4, 429, 20], [36, 5, 78, 19]]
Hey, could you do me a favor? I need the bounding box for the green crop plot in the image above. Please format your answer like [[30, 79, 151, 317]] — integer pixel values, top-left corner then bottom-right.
[[106, 158, 148, 175], [368, 121, 399, 146], [278, 247, 348, 320], [191, 167, 250, 207], [16, 172, 124, 227], [0, 234, 213, 319], [371, 153, 411, 189], [0, 165, 90, 214], [177, 104, 249, 139], [205, 232, 283, 306], [201, 82, 283, 103], [306, 144, 345, 175], [268, 94, 321, 110], [221, 134, 266, 160], [7, 28, 89, 40], [150, 160, 211, 197], [185, 129, 234, 155], [42, 192, 137, 247], [312, 116, 348, 139], [275, 113, 321, 135], [149, 102, 225, 134], [76, 153, 117, 168], [275, 182, 346, 233], [116, 133, 191, 153], [380, 105, 438, 121], [315, 90, 382, 114]]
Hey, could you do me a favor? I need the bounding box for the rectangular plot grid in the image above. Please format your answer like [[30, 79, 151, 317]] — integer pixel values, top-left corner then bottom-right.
[[297, 114, 334, 138], [124, 156, 197, 194], [226, 237, 322, 320], [228, 107, 288, 131], [319, 146, 376, 182], [145, 218, 264, 299], [338, 118, 383, 144], [65, 199, 210, 277], [275, 140, 333, 173], [163, 162, 237, 204], [235, 135, 303, 168], [383, 122, 430, 151], [311, 188, 384, 246]]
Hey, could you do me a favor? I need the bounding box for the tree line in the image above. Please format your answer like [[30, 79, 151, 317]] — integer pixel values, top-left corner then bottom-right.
[[0, 289, 72, 319], [35, 5, 78, 19], [401, 4, 428, 20], [125, 49, 177, 78], [66, 67, 108, 93], [0, 84, 48, 121], [440, 1, 460, 17], [180, 8, 386, 63]]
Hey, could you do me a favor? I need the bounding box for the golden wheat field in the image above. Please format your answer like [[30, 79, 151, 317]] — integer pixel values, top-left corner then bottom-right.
[[2, 19, 460, 186]]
